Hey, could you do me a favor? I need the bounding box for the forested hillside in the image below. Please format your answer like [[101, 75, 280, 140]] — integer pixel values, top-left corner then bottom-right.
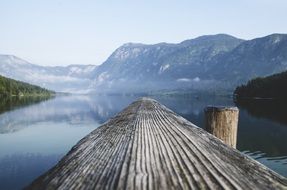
[[234, 71, 287, 98], [0, 75, 54, 96]]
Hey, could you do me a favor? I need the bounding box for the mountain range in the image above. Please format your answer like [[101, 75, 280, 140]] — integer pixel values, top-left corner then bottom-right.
[[0, 55, 96, 93], [1, 33, 287, 94]]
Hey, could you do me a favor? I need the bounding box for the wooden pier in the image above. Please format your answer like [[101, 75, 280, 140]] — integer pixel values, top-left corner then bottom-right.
[[27, 98, 287, 190]]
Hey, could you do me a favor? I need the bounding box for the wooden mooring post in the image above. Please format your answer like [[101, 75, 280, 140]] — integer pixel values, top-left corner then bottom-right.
[[27, 98, 287, 190], [204, 106, 239, 148]]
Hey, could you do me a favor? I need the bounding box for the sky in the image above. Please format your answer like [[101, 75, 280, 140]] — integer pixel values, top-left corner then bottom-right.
[[0, 0, 287, 66]]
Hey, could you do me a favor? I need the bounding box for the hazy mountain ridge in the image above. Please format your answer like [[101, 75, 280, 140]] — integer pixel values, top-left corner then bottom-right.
[[91, 34, 245, 93], [154, 34, 244, 81], [91, 33, 287, 93], [208, 34, 287, 83], [0, 55, 97, 93], [1, 33, 287, 94]]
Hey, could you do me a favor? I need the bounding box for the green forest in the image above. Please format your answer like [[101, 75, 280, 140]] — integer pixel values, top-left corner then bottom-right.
[[234, 71, 287, 98], [0, 75, 54, 96]]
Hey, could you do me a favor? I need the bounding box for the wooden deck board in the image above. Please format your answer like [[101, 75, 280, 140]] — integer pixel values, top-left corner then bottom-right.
[[27, 98, 287, 190]]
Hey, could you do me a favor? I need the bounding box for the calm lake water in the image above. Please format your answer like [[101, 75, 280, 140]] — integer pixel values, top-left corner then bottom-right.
[[0, 95, 286, 189]]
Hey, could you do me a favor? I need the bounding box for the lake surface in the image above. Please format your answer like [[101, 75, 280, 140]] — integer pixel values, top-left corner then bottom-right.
[[0, 95, 286, 189]]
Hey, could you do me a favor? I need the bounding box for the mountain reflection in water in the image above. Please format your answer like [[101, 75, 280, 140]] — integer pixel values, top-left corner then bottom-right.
[[0, 95, 286, 189]]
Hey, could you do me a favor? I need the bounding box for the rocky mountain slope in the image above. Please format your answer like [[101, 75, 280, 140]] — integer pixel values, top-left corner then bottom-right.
[[209, 34, 287, 83], [91, 34, 287, 93], [91, 34, 244, 93]]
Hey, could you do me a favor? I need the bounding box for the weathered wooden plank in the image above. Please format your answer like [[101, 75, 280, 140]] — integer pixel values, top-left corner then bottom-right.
[[27, 98, 287, 190], [205, 106, 239, 148]]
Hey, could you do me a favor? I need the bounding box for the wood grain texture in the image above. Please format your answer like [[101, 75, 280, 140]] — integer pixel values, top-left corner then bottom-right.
[[27, 98, 287, 190], [205, 106, 239, 148]]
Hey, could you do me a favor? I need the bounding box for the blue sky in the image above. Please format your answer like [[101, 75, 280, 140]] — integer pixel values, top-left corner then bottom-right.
[[0, 0, 286, 66]]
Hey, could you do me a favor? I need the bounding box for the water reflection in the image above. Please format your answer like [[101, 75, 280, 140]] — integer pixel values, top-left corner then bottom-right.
[[0, 95, 135, 134], [0, 95, 286, 189], [0, 154, 61, 190], [242, 150, 287, 178], [0, 96, 52, 115], [0, 95, 107, 189], [151, 95, 234, 128], [235, 98, 287, 126]]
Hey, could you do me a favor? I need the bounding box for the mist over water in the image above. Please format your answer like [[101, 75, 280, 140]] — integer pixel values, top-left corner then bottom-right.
[[0, 95, 286, 189]]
